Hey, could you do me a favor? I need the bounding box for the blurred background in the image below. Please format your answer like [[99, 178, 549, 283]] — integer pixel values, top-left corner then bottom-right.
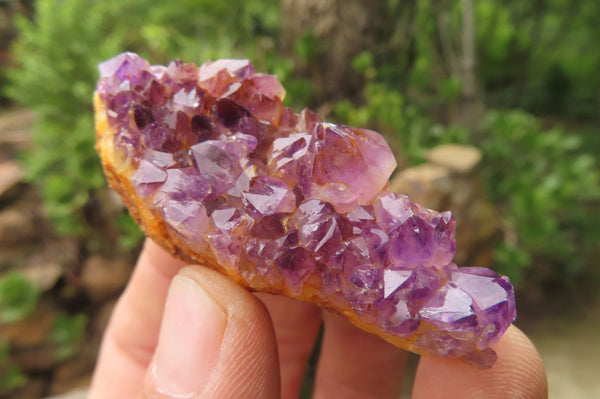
[[0, 0, 599, 397]]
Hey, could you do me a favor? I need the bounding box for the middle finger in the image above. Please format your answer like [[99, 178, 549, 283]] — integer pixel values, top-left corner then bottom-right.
[[312, 312, 408, 399], [256, 293, 322, 399]]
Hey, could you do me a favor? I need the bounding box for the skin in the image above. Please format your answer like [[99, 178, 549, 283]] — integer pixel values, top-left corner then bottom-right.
[[88, 239, 548, 399]]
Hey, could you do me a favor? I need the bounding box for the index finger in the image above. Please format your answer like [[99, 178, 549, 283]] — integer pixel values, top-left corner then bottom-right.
[[89, 239, 186, 399]]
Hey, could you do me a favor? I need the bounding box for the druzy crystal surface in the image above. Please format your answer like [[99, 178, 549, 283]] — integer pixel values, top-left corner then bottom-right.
[[96, 53, 516, 367]]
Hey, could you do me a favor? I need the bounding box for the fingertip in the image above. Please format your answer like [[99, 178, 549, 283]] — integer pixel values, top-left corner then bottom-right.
[[413, 325, 548, 399], [497, 326, 547, 398], [147, 274, 227, 396], [143, 266, 280, 399]]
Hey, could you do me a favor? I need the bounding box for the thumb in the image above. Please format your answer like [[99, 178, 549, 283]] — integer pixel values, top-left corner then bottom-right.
[[140, 266, 280, 399]]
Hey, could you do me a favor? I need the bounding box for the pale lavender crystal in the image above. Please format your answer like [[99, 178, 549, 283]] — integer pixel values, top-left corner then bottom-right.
[[395, 266, 443, 310], [190, 140, 243, 194], [383, 268, 413, 298], [113, 127, 141, 158], [450, 267, 516, 346], [97, 52, 516, 366], [161, 200, 209, 243], [318, 263, 344, 296], [99, 52, 150, 81], [276, 246, 316, 293], [227, 165, 257, 198], [199, 59, 255, 82], [243, 237, 283, 285], [298, 123, 397, 212], [379, 300, 420, 335], [291, 200, 342, 262], [132, 159, 167, 197], [249, 74, 286, 101], [373, 193, 456, 268], [145, 150, 176, 168], [348, 265, 382, 292], [268, 132, 312, 182], [207, 231, 244, 272], [172, 88, 203, 113], [419, 285, 477, 331], [211, 207, 246, 231], [153, 168, 211, 204], [132, 160, 167, 183], [242, 176, 296, 216]]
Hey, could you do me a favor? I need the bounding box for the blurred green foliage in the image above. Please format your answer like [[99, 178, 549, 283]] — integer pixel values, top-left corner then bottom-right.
[[408, 0, 600, 118], [474, 0, 600, 118], [0, 272, 38, 323], [0, 343, 27, 394], [51, 313, 87, 360], [479, 111, 600, 285], [4, 0, 600, 290]]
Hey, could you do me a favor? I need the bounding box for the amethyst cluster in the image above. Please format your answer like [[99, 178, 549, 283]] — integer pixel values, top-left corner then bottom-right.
[[96, 53, 516, 366]]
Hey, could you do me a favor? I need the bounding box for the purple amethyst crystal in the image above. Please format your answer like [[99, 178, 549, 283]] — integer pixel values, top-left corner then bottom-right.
[[242, 176, 296, 216], [96, 53, 516, 367]]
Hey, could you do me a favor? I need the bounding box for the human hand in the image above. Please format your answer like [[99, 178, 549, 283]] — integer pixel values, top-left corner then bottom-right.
[[88, 239, 547, 398]]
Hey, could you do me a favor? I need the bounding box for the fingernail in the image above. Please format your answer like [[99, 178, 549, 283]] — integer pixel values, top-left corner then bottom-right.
[[151, 274, 227, 397]]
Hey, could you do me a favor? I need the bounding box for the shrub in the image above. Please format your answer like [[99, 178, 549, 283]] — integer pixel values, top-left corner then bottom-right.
[[478, 111, 600, 285]]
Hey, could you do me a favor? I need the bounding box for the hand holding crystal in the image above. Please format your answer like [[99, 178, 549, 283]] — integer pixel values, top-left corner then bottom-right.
[[87, 239, 547, 399], [91, 53, 547, 397]]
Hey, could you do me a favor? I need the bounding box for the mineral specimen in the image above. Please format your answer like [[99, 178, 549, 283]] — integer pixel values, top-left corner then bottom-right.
[[95, 52, 516, 368]]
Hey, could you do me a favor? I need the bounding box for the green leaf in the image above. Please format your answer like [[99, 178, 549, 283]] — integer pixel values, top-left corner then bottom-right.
[[52, 313, 88, 360], [294, 32, 319, 62], [438, 77, 462, 101], [0, 365, 27, 393], [494, 242, 531, 286], [0, 342, 27, 392], [351, 51, 375, 76], [0, 273, 39, 323]]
